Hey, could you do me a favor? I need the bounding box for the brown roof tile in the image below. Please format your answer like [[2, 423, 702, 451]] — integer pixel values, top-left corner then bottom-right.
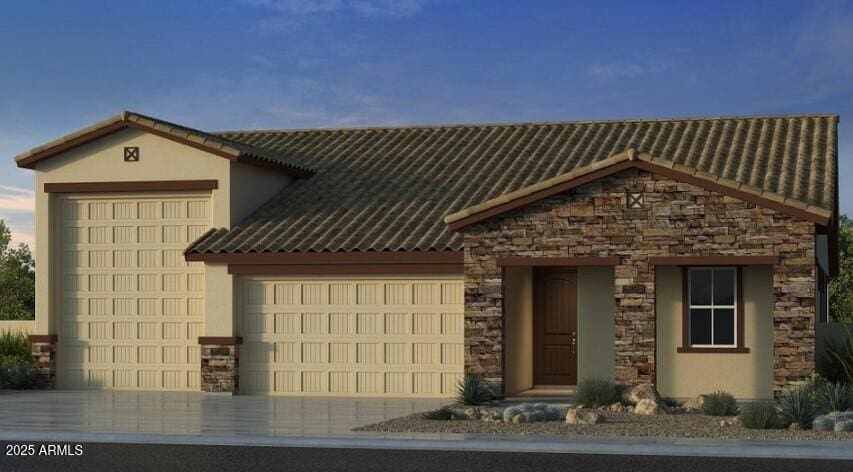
[[185, 114, 838, 254]]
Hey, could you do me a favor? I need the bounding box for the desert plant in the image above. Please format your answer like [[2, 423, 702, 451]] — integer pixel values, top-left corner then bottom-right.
[[780, 388, 817, 429], [738, 401, 781, 429], [0, 331, 30, 363], [701, 391, 738, 416], [455, 375, 492, 406], [823, 326, 853, 384], [502, 403, 561, 423], [422, 407, 453, 421], [0, 358, 36, 389], [817, 382, 853, 413], [575, 377, 618, 408]]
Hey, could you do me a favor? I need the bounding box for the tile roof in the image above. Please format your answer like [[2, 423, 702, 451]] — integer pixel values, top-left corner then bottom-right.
[[15, 111, 314, 176], [186, 114, 838, 255]]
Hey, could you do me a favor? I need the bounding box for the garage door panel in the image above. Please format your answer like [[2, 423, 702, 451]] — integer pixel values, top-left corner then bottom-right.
[[239, 276, 464, 397], [57, 193, 207, 391]]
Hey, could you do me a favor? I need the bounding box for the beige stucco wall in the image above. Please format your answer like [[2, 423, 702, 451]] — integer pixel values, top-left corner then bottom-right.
[[504, 267, 534, 395], [656, 265, 774, 400], [577, 266, 615, 382], [31, 128, 291, 338]]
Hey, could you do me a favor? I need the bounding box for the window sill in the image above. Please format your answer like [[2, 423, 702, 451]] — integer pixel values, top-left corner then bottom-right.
[[677, 346, 750, 354]]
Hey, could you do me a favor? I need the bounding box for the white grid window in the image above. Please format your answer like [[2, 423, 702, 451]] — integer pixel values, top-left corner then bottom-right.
[[688, 267, 737, 347]]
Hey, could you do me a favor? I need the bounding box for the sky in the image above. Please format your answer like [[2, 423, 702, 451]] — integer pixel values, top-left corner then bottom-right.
[[1, 0, 852, 251]]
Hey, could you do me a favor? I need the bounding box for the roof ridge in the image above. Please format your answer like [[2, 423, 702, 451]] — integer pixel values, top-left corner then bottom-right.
[[212, 113, 839, 135]]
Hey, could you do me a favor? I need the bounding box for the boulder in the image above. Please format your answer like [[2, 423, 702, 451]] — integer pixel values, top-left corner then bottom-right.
[[683, 395, 705, 413], [608, 402, 627, 413], [565, 408, 606, 425], [621, 383, 662, 406], [634, 399, 667, 415]]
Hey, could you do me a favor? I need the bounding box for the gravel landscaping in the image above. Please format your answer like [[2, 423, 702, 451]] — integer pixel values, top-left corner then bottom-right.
[[355, 408, 853, 441]]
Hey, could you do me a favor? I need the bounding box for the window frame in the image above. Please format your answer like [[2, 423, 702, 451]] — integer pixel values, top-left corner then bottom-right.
[[678, 266, 749, 354]]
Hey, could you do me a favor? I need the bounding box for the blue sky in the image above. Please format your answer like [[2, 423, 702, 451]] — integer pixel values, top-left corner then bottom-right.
[[1, 0, 852, 249]]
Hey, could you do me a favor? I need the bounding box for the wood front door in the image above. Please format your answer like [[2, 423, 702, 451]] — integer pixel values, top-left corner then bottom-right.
[[533, 268, 578, 385]]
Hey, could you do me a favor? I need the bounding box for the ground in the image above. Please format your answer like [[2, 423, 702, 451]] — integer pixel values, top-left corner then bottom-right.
[[356, 409, 853, 441]]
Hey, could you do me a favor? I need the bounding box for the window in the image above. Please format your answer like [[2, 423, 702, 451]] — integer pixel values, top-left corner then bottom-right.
[[680, 266, 748, 353]]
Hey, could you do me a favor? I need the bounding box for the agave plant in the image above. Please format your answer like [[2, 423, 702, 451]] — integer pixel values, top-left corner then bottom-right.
[[456, 375, 493, 406], [701, 390, 738, 416], [818, 382, 853, 413], [780, 387, 817, 429]]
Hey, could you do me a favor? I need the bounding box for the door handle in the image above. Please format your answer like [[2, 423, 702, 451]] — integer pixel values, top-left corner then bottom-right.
[[572, 331, 577, 355]]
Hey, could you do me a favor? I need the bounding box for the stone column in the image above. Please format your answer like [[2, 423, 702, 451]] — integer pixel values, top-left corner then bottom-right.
[[199, 337, 241, 394], [613, 257, 655, 385], [28, 335, 57, 389]]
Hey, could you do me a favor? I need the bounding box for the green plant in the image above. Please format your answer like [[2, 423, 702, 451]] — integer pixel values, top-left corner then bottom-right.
[[456, 375, 492, 406], [823, 326, 853, 383], [817, 382, 853, 413], [0, 358, 37, 389], [0, 331, 31, 363], [575, 378, 618, 408], [780, 388, 817, 429], [0, 220, 35, 321], [422, 407, 453, 420], [738, 401, 781, 429], [701, 391, 738, 416]]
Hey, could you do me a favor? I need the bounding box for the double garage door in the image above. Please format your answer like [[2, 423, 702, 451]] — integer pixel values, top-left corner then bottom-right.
[[57, 193, 209, 390], [238, 276, 465, 397]]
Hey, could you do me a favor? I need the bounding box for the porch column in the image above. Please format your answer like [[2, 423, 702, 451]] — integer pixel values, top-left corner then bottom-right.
[[199, 337, 241, 393], [463, 251, 505, 395], [614, 256, 655, 385]]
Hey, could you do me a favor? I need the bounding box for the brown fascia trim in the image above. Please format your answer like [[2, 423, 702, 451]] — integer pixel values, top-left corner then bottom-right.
[[497, 256, 621, 267], [649, 255, 778, 266], [185, 250, 464, 264], [16, 120, 311, 178], [228, 263, 462, 275], [28, 334, 57, 343], [446, 159, 831, 231], [678, 266, 749, 354], [44, 180, 218, 193], [198, 336, 242, 345]]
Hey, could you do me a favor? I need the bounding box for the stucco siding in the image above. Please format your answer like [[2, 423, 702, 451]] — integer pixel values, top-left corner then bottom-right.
[[577, 266, 615, 382], [229, 161, 291, 225], [656, 265, 774, 400], [504, 267, 533, 395]]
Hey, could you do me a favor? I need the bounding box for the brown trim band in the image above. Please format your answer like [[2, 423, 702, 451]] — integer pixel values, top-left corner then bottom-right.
[[447, 159, 830, 230], [45, 180, 218, 193], [28, 334, 57, 343], [650, 255, 778, 266], [198, 336, 242, 345], [228, 263, 462, 275], [679, 266, 749, 354], [16, 122, 128, 168], [497, 256, 621, 267], [186, 250, 463, 264]]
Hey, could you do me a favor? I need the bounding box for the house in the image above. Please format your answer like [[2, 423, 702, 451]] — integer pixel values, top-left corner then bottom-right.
[[15, 111, 838, 400]]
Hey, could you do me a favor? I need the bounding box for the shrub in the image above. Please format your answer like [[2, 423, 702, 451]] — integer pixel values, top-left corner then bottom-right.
[[575, 378, 618, 408], [456, 375, 492, 406], [780, 388, 817, 429], [0, 358, 37, 389], [422, 407, 453, 421], [822, 326, 853, 383], [502, 403, 562, 423], [738, 401, 781, 429], [817, 382, 853, 413], [701, 391, 738, 416], [0, 331, 30, 363]]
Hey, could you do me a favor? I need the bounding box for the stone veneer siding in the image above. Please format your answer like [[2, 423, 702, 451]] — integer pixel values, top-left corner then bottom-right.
[[200, 344, 239, 393], [462, 168, 815, 395], [30, 340, 56, 389]]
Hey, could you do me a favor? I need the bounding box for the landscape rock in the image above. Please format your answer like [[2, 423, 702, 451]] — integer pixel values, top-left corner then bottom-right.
[[682, 395, 705, 413], [719, 418, 738, 427], [501, 403, 562, 423], [565, 408, 606, 425], [813, 411, 853, 432], [621, 383, 662, 406], [788, 422, 802, 431], [634, 399, 667, 415], [608, 402, 627, 412]]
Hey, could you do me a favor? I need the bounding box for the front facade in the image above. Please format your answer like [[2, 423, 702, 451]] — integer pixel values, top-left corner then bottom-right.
[[16, 112, 838, 399]]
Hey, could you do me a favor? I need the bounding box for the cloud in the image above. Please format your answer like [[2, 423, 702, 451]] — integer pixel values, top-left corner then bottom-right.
[[0, 185, 34, 213], [242, 0, 431, 19]]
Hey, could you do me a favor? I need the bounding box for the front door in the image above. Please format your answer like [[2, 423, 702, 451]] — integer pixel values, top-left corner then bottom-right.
[[533, 268, 578, 385]]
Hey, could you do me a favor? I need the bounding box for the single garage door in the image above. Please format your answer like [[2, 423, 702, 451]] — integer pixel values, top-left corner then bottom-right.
[[57, 193, 209, 390], [238, 275, 465, 397]]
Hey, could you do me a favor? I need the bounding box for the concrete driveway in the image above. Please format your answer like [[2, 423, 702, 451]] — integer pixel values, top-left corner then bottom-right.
[[0, 390, 447, 437]]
